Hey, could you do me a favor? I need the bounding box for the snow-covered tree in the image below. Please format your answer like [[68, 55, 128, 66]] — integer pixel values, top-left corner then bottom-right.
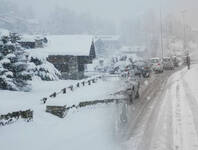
[[0, 34, 32, 91], [28, 55, 61, 81]]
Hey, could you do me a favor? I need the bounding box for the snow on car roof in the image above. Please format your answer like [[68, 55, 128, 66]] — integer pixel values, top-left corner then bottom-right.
[[151, 57, 160, 60], [163, 57, 171, 59]]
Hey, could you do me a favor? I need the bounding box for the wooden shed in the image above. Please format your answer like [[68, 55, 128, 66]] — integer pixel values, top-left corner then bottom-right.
[[44, 35, 96, 80]]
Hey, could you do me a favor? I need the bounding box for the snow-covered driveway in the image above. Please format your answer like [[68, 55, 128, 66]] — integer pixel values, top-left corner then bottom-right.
[[124, 62, 198, 150]]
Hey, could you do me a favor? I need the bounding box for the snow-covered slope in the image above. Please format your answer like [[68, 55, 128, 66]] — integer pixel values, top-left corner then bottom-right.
[[0, 76, 126, 150]]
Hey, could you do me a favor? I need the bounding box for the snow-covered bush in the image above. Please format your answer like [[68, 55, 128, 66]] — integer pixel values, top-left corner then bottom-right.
[[28, 55, 61, 81], [0, 34, 32, 91]]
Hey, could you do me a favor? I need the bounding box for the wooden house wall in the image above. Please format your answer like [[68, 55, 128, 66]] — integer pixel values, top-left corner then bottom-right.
[[47, 55, 84, 80], [46, 42, 96, 80]]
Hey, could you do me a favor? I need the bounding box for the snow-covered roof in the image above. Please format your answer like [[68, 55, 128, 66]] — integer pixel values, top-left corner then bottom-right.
[[19, 34, 44, 42], [94, 35, 120, 41], [30, 35, 94, 57], [19, 35, 36, 42]]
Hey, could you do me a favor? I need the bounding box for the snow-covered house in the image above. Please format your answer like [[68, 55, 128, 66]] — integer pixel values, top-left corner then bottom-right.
[[32, 35, 96, 80], [18, 35, 47, 49]]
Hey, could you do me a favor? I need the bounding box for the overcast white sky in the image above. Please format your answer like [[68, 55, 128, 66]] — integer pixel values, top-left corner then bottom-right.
[[9, 0, 198, 28]]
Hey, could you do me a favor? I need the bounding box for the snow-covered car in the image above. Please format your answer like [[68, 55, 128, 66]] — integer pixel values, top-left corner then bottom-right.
[[134, 60, 151, 78], [150, 57, 164, 73], [127, 70, 140, 102], [172, 56, 179, 67], [163, 57, 174, 70], [121, 69, 140, 103], [109, 59, 132, 74]]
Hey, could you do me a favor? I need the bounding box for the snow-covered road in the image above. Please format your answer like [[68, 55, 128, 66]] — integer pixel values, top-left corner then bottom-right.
[[123, 58, 198, 150]]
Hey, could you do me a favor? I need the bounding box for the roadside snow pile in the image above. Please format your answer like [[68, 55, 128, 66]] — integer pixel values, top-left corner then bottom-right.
[[86, 53, 138, 75]]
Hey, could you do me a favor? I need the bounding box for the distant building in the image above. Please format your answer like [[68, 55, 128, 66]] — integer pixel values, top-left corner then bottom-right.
[[94, 35, 121, 56], [31, 35, 96, 80], [120, 46, 148, 58], [18, 35, 47, 49]]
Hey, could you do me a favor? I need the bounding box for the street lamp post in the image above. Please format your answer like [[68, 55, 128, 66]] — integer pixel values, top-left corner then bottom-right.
[[181, 10, 187, 54], [160, 1, 164, 59]]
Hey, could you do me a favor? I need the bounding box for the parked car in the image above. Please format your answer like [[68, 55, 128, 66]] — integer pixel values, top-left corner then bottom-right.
[[163, 57, 174, 70], [150, 57, 164, 73]]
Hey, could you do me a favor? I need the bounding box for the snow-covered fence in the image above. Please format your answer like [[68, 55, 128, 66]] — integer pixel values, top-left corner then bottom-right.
[[41, 75, 104, 104], [44, 98, 126, 118], [67, 98, 126, 111], [0, 109, 33, 127]]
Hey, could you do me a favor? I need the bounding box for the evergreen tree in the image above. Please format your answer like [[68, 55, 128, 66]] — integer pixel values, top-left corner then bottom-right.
[[28, 55, 61, 81], [0, 34, 32, 91]]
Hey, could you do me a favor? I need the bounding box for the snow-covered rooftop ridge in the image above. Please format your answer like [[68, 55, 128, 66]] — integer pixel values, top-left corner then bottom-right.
[[30, 35, 94, 56], [94, 35, 120, 41]]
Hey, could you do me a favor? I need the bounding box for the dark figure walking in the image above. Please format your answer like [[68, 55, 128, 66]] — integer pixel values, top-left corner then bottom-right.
[[186, 54, 190, 70]]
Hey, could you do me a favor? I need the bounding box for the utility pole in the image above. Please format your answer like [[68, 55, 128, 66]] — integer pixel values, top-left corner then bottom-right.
[[160, 5, 164, 58], [181, 10, 187, 54]]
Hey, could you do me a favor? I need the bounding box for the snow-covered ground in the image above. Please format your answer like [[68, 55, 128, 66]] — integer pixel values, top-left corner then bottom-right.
[[123, 49, 198, 150], [0, 76, 127, 150]]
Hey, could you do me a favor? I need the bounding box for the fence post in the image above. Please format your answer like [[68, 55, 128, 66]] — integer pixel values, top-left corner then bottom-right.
[[50, 92, 57, 98], [42, 97, 48, 104], [88, 80, 91, 85], [62, 88, 66, 94], [76, 82, 80, 88], [69, 85, 74, 91]]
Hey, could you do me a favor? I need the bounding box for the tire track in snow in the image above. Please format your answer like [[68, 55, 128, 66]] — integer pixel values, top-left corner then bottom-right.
[[171, 69, 198, 150], [181, 79, 198, 148], [122, 68, 184, 150], [126, 73, 171, 150], [173, 82, 184, 150], [149, 82, 174, 150]]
